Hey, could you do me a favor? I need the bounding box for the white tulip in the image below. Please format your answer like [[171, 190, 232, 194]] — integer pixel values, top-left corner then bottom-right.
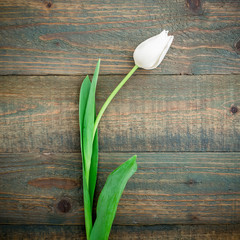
[[133, 30, 174, 70]]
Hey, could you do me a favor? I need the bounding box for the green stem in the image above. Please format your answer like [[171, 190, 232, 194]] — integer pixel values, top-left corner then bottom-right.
[[93, 65, 138, 138], [83, 167, 92, 240]]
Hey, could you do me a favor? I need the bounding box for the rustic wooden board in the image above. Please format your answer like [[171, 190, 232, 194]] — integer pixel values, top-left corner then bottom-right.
[[0, 75, 239, 153], [1, 152, 239, 225], [1, 224, 240, 240], [1, 0, 239, 238], [0, 0, 239, 75]]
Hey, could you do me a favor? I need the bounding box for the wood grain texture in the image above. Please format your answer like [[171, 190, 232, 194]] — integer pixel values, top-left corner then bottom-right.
[[1, 152, 239, 225], [1, 224, 240, 240], [0, 75, 239, 153], [0, 0, 239, 75]]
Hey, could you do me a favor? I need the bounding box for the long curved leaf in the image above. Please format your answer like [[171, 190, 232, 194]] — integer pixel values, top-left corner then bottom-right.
[[79, 61, 101, 239], [83, 59, 100, 184], [90, 155, 137, 240], [79, 75, 91, 154], [79, 75, 99, 207], [79, 75, 92, 239]]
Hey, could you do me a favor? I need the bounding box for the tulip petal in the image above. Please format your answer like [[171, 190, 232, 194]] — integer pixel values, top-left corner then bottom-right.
[[133, 30, 174, 70], [150, 35, 174, 69]]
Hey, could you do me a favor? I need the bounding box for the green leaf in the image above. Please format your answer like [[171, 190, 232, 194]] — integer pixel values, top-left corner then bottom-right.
[[83, 59, 101, 184], [89, 119, 98, 207], [79, 61, 101, 239], [90, 155, 137, 240], [79, 75, 91, 153], [79, 75, 92, 239]]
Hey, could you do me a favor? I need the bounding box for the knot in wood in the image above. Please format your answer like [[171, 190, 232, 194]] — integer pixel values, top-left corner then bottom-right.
[[57, 199, 71, 213], [186, 0, 202, 13], [46, 2, 52, 8], [235, 40, 240, 53]]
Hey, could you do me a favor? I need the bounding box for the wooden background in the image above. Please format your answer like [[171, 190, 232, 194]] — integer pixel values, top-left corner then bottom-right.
[[0, 0, 239, 239]]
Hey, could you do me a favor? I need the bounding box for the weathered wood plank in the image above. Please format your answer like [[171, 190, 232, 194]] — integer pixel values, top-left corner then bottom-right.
[[0, 0, 239, 75], [1, 224, 240, 240], [0, 75, 239, 153], [0, 153, 239, 225]]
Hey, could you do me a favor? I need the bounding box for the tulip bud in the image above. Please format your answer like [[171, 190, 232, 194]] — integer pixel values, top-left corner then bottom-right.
[[133, 30, 174, 70]]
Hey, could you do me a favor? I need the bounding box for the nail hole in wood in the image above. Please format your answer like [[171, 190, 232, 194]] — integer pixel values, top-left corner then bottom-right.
[[185, 179, 198, 185], [230, 106, 238, 114]]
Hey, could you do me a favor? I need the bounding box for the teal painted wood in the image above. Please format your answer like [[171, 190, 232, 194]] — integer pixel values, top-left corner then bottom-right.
[[0, 153, 239, 225], [0, 0, 239, 237], [1, 224, 240, 240], [0, 75, 239, 153], [0, 0, 239, 75]]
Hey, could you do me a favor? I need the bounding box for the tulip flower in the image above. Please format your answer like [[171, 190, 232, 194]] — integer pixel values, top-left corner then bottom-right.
[[93, 30, 174, 134], [133, 30, 174, 70], [80, 30, 174, 240]]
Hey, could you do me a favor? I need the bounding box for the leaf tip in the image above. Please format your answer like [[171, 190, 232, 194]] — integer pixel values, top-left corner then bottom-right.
[[129, 155, 137, 172], [131, 155, 137, 161]]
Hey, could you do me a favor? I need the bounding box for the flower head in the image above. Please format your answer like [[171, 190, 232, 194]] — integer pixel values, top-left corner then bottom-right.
[[133, 30, 174, 70]]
